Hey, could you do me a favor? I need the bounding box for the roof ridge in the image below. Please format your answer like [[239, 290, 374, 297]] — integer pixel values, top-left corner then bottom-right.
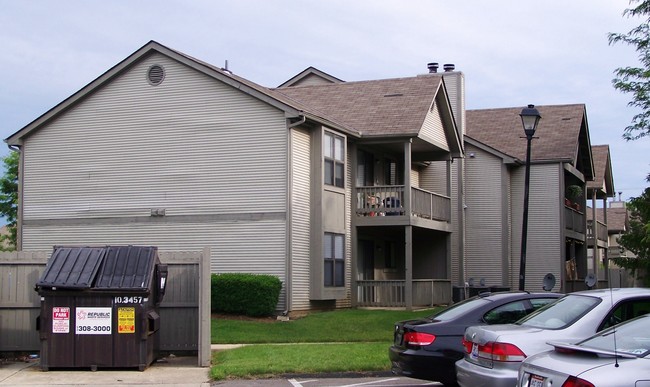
[[272, 73, 443, 90]]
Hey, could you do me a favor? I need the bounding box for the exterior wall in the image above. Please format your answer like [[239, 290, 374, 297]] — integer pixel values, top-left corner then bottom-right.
[[420, 101, 449, 149], [410, 167, 420, 188], [289, 74, 336, 87], [310, 126, 348, 301], [20, 53, 290, 307], [289, 128, 312, 311], [464, 145, 508, 286], [510, 163, 563, 292], [450, 160, 463, 285], [420, 161, 448, 196], [421, 160, 457, 283], [441, 72, 465, 135], [336, 144, 353, 308]]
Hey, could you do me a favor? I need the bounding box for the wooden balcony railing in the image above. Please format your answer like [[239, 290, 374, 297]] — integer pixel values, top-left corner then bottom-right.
[[564, 205, 585, 234], [587, 219, 607, 243], [356, 279, 452, 307], [412, 187, 451, 221], [355, 185, 450, 222]]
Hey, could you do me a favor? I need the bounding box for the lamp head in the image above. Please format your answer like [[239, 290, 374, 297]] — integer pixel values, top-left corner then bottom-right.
[[520, 104, 541, 137]]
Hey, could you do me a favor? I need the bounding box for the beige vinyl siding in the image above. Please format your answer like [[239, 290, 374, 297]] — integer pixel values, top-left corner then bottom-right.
[[410, 168, 420, 188], [20, 53, 291, 305], [419, 103, 448, 149], [21, 220, 287, 305], [336, 144, 353, 308], [464, 146, 506, 286], [22, 53, 287, 220], [510, 163, 562, 291], [290, 74, 335, 87], [290, 128, 312, 311], [441, 72, 465, 135], [419, 160, 447, 195]]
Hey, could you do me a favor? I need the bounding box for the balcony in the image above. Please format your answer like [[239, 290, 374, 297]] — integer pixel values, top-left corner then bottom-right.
[[587, 219, 607, 246], [608, 245, 628, 259], [355, 185, 451, 223], [564, 204, 585, 234]]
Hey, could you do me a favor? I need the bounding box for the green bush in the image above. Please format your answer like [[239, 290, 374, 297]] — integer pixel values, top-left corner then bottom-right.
[[211, 273, 282, 317]]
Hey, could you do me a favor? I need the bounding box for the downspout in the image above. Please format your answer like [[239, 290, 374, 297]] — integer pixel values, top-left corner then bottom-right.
[[8, 144, 22, 251], [288, 114, 306, 129]]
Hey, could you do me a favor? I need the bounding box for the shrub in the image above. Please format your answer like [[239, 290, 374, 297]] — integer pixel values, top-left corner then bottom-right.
[[211, 273, 282, 317]]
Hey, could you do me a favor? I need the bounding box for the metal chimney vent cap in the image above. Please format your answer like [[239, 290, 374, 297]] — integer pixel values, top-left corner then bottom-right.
[[443, 63, 455, 72]]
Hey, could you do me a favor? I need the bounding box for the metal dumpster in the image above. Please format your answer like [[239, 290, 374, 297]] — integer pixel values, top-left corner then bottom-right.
[[35, 245, 168, 371]]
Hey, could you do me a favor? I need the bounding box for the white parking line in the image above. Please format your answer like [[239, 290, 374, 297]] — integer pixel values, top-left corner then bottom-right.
[[339, 378, 401, 386], [288, 378, 316, 386]]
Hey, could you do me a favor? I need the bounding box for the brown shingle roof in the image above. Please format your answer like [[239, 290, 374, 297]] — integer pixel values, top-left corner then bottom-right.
[[274, 75, 443, 137], [587, 206, 628, 232], [587, 145, 614, 195], [606, 206, 629, 233], [466, 104, 586, 162]]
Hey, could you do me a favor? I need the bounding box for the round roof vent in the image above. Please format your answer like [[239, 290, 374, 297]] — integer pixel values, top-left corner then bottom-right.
[[147, 64, 165, 85]]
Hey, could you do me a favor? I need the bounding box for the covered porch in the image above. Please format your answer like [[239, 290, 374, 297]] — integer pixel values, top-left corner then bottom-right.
[[352, 226, 452, 309]]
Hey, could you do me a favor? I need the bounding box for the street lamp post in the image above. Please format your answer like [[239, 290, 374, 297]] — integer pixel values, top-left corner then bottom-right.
[[519, 104, 542, 291]]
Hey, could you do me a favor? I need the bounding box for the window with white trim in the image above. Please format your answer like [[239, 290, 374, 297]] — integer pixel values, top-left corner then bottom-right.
[[324, 233, 345, 287], [324, 132, 345, 188]]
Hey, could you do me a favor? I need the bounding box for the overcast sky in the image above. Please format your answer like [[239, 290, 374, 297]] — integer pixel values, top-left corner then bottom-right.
[[1, 0, 647, 201]]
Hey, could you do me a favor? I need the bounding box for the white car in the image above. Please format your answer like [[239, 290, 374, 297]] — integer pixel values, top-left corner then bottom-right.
[[518, 313, 650, 387], [455, 288, 650, 387]]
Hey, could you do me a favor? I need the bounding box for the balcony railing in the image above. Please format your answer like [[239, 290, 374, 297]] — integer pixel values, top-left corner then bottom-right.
[[412, 187, 451, 221], [587, 219, 607, 243], [608, 245, 628, 259], [355, 185, 450, 222], [356, 279, 452, 307], [564, 204, 585, 234]]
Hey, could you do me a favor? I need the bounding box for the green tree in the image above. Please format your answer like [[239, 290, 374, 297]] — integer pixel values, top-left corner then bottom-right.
[[0, 151, 18, 250], [609, 0, 650, 140], [612, 179, 650, 285]]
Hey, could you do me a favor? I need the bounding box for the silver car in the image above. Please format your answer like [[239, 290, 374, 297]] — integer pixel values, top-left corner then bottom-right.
[[455, 288, 650, 387], [518, 314, 650, 387]]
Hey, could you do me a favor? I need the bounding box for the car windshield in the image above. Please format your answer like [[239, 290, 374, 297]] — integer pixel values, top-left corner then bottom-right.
[[518, 294, 600, 329], [428, 297, 490, 322], [577, 314, 650, 357]]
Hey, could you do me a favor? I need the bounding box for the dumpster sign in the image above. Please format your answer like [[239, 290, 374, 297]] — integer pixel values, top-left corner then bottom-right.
[[118, 307, 136, 334], [52, 306, 70, 333], [75, 307, 112, 334]]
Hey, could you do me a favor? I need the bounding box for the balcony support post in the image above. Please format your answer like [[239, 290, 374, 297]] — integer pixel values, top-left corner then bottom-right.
[[404, 140, 413, 310], [405, 225, 413, 310]]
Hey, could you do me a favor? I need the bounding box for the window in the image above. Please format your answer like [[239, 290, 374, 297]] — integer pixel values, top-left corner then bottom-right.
[[519, 295, 600, 329], [600, 299, 650, 330], [324, 132, 345, 187], [483, 301, 528, 324], [324, 233, 345, 287]]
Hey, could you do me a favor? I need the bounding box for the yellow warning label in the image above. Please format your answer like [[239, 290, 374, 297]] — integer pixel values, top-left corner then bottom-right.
[[118, 307, 135, 334]]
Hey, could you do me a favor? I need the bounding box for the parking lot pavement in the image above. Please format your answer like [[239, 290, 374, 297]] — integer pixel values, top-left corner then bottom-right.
[[0, 356, 210, 386], [1, 356, 440, 387]]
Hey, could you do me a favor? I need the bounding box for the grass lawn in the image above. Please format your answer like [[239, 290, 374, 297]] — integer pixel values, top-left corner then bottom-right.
[[210, 307, 440, 380], [211, 342, 390, 380]]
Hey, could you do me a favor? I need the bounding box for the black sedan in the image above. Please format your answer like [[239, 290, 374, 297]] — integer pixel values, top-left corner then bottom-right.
[[389, 291, 561, 386]]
